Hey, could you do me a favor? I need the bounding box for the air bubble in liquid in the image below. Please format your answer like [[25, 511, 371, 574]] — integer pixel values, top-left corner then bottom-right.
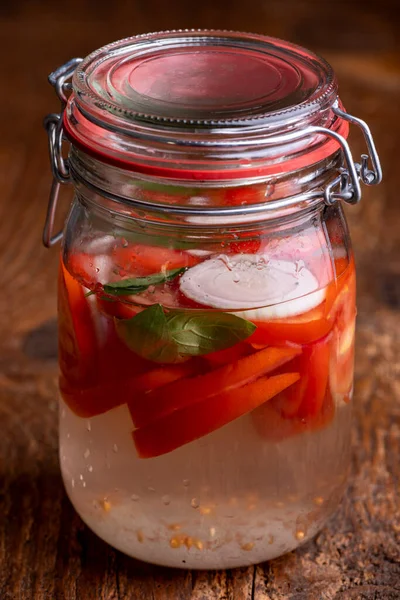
[[295, 260, 305, 274], [218, 254, 233, 271], [232, 272, 241, 283]]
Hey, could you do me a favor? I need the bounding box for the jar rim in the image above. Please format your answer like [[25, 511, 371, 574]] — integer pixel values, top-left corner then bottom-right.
[[64, 30, 348, 181], [73, 29, 337, 128]]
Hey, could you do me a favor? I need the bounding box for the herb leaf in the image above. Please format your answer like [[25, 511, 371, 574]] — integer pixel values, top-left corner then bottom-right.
[[103, 268, 186, 297], [115, 304, 257, 364]]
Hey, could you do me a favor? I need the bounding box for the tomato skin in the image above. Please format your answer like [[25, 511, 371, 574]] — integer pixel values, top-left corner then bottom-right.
[[132, 372, 300, 459], [112, 244, 200, 276], [296, 335, 331, 418], [252, 386, 336, 443], [248, 300, 333, 346], [271, 333, 331, 419], [228, 239, 262, 254], [246, 260, 354, 348], [96, 297, 139, 320], [58, 261, 98, 387], [203, 341, 251, 367], [60, 362, 196, 419], [128, 346, 301, 429]]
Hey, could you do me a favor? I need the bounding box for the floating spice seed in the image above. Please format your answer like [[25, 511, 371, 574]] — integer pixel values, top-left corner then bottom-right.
[[313, 496, 324, 506], [137, 530, 144, 543], [100, 499, 111, 513], [170, 536, 183, 549], [241, 542, 255, 551], [184, 537, 194, 549], [199, 505, 213, 516]]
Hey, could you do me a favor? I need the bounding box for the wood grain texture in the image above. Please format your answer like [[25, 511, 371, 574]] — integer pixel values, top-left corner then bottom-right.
[[0, 1, 399, 598]]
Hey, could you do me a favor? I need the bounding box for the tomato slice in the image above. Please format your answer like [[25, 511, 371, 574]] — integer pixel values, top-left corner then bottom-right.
[[112, 244, 200, 276], [330, 320, 355, 400], [128, 346, 301, 429], [227, 239, 262, 254], [252, 386, 336, 443], [248, 299, 332, 346], [58, 261, 98, 386], [96, 297, 139, 320], [203, 341, 252, 367], [60, 361, 197, 418], [68, 251, 112, 289], [133, 372, 300, 458], [271, 334, 331, 419]]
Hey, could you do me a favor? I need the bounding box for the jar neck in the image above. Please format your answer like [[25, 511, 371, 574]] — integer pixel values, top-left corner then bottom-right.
[[69, 146, 344, 228]]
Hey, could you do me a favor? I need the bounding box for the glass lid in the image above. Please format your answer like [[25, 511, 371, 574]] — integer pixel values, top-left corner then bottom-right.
[[73, 30, 336, 127]]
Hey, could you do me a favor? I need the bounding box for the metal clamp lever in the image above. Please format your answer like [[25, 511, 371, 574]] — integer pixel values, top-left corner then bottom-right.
[[43, 58, 82, 247], [333, 103, 383, 186]]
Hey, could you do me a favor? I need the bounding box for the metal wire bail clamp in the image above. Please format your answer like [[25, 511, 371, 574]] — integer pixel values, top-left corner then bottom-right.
[[43, 58, 82, 247], [43, 59, 382, 246]]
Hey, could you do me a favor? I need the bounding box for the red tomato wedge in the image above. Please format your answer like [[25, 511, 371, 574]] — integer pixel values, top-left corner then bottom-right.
[[96, 297, 139, 320], [59, 362, 197, 418], [68, 251, 113, 289], [328, 261, 356, 325], [228, 239, 262, 254], [112, 244, 199, 276], [330, 317, 355, 400], [296, 335, 331, 418], [248, 300, 332, 346], [272, 334, 331, 419], [96, 316, 151, 384], [133, 372, 300, 458], [252, 386, 336, 443], [58, 261, 98, 386], [128, 345, 301, 429], [203, 341, 252, 367], [334, 256, 350, 278]]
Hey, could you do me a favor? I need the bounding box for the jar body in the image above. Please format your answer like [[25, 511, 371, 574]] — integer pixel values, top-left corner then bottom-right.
[[58, 181, 355, 568]]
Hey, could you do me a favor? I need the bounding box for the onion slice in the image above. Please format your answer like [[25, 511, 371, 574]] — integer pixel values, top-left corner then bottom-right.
[[179, 254, 326, 320]]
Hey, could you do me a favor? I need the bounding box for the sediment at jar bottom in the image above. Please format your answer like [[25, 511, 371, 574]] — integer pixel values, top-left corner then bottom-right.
[[59, 397, 351, 569]]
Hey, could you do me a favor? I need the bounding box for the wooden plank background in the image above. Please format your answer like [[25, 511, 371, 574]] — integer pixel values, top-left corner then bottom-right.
[[0, 0, 399, 598]]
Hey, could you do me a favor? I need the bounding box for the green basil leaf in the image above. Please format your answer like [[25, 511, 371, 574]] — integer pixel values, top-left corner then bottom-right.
[[115, 303, 257, 364], [115, 304, 183, 363], [103, 267, 186, 297], [167, 311, 256, 355]]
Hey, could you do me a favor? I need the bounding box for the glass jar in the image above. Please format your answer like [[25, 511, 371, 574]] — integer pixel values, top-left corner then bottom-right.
[[44, 30, 382, 569]]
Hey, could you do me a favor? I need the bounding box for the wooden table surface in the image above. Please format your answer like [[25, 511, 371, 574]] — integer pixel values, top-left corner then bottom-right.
[[1, 1, 400, 598]]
